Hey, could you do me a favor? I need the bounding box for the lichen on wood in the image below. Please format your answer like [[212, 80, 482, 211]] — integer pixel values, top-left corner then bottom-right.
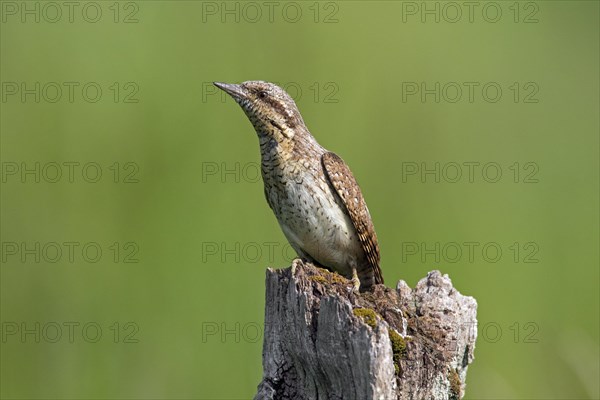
[[254, 259, 478, 400]]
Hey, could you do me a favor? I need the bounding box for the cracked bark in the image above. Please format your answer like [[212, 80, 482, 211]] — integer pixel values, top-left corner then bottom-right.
[[254, 260, 478, 400]]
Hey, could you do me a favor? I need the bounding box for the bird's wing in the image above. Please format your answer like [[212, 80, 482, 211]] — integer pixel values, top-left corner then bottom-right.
[[263, 186, 273, 210], [321, 152, 383, 284]]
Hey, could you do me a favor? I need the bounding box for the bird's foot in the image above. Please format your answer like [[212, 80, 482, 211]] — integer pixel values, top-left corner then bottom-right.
[[291, 258, 303, 276], [351, 268, 361, 294]]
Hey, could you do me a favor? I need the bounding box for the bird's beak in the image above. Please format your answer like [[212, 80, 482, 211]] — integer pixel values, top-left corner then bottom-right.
[[213, 82, 246, 100]]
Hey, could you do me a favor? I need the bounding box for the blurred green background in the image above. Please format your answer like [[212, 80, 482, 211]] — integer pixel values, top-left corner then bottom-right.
[[1, 1, 598, 399]]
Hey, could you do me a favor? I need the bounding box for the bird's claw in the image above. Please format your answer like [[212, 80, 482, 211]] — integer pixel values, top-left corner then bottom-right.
[[351, 268, 361, 293]]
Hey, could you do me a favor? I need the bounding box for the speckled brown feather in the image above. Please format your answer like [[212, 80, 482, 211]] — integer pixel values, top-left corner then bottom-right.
[[215, 80, 384, 289], [322, 152, 384, 285]]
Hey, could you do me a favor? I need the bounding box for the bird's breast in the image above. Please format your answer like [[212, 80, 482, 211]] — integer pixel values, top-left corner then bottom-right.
[[262, 158, 363, 275]]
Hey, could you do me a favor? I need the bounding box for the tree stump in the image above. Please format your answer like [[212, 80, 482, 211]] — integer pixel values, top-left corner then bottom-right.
[[254, 260, 478, 400]]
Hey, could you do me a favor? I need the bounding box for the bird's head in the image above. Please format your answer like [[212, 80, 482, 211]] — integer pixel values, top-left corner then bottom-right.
[[214, 81, 305, 142]]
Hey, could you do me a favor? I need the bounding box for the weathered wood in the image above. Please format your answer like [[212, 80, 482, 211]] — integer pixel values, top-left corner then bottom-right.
[[254, 260, 478, 400]]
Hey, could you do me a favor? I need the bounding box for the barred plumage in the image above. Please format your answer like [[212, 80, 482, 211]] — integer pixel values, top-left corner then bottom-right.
[[215, 81, 383, 290]]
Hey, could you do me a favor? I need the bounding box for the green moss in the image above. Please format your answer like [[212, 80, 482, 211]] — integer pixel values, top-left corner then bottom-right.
[[309, 269, 348, 286], [388, 330, 408, 375], [449, 368, 461, 399], [353, 308, 378, 330], [330, 273, 348, 284], [309, 275, 328, 284]]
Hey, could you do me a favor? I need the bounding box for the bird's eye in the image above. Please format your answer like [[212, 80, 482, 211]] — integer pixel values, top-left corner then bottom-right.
[[258, 91, 268, 99]]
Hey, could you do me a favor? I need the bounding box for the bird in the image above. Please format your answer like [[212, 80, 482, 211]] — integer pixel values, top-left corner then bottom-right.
[[214, 81, 383, 291]]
